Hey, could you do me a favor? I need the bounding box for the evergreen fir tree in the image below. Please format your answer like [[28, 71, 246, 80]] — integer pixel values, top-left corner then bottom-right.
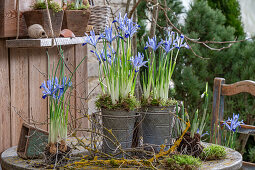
[[199, 0, 244, 37], [173, 1, 255, 120]]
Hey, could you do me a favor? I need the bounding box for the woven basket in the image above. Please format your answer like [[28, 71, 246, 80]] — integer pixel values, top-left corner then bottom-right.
[[88, 5, 111, 34]]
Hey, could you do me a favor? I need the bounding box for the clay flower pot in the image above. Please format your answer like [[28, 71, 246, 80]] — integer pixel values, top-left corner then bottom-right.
[[62, 10, 91, 36], [23, 9, 64, 38]]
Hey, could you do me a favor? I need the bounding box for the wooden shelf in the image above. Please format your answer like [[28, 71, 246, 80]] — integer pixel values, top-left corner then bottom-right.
[[6, 37, 86, 48]]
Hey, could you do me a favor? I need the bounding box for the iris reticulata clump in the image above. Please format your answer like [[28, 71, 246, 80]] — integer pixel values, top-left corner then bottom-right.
[[222, 113, 244, 149], [142, 31, 190, 105], [84, 12, 145, 108], [40, 58, 73, 153]]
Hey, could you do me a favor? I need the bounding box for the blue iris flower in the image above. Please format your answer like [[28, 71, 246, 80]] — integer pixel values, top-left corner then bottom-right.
[[90, 45, 116, 65], [40, 77, 72, 100], [113, 13, 140, 38], [101, 26, 119, 44], [222, 113, 244, 132], [90, 50, 106, 62], [162, 31, 189, 53], [196, 128, 209, 137], [82, 30, 102, 47], [130, 52, 148, 72], [144, 36, 163, 51], [40, 78, 58, 99]]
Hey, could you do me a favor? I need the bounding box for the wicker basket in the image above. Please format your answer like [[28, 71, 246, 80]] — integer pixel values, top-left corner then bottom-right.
[[88, 5, 111, 34]]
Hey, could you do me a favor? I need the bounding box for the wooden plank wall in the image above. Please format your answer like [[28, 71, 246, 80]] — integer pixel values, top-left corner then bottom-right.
[[0, 43, 88, 153]]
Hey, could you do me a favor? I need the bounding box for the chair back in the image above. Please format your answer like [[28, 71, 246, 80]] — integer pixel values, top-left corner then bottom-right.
[[211, 77, 255, 144]]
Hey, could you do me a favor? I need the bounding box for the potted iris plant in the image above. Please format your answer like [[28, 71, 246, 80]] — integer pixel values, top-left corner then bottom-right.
[[141, 31, 189, 150], [40, 56, 73, 164], [83, 13, 146, 157], [62, 0, 91, 36]]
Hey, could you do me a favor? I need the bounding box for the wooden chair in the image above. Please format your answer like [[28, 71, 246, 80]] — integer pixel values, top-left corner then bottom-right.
[[211, 77, 255, 144]]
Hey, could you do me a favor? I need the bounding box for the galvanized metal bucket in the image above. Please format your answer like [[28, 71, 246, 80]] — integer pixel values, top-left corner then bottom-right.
[[141, 106, 176, 152], [101, 109, 139, 157]]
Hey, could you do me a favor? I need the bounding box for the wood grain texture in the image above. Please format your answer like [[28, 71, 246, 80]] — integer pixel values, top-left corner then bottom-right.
[[0, 0, 29, 37], [222, 80, 255, 96], [0, 39, 11, 153], [75, 44, 88, 136], [28, 48, 48, 130], [10, 48, 29, 146], [62, 45, 76, 131], [210, 77, 225, 144]]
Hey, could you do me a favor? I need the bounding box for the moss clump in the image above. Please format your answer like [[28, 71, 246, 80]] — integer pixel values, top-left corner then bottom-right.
[[109, 159, 119, 167], [141, 96, 177, 107], [163, 154, 201, 170], [200, 144, 226, 160], [32, 0, 62, 12], [95, 94, 140, 111], [66, 2, 90, 10]]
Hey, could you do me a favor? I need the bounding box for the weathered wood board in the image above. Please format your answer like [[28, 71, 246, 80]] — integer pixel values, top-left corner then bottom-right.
[[75, 44, 88, 136], [28, 48, 48, 130], [0, 39, 11, 153], [10, 48, 29, 146]]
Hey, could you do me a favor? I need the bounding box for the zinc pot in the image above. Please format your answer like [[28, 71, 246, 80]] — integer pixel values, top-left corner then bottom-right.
[[141, 105, 176, 151], [101, 109, 139, 157], [62, 10, 91, 36], [23, 9, 64, 37]]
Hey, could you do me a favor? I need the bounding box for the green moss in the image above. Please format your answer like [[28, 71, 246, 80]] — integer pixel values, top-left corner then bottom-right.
[[200, 144, 226, 160], [164, 154, 201, 170], [141, 97, 177, 107], [109, 159, 119, 167], [66, 2, 90, 10], [32, 1, 62, 12], [95, 94, 140, 111]]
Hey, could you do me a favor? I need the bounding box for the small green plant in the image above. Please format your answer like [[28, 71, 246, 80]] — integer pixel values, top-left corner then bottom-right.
[[200, 144, 227, 160], [95, 94, 139, 111], [221, 113, 244, 149], [248, 147, 255, 163], [66, 0, 90, 10], [164, 154, 201, 169], [33, 0, 62, 12], [176, 83, 209, 138]]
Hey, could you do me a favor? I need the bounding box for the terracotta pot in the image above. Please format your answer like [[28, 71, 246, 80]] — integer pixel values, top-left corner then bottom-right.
[[23, 9, 64, 37], [62, 10, 91, 36]]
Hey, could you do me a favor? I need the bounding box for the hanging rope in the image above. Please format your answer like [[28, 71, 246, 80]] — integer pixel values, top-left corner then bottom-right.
[[44, 0, 55, 47]]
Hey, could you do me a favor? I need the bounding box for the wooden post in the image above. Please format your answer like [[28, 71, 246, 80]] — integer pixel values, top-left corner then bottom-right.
[[211, 77, 225, 144], [0, 39, 11, 153]]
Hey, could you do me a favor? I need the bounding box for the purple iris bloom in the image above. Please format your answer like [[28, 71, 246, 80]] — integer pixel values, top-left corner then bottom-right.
[[144, 36, 163, 52], [40, 77, 72, 100], [130, 52, 148, 72], [82, 30, 102, 47], [222, 113, 244, 132], [40, 77, 59, 99], [101, 26, 119, 44], [197, 128, 209, 137], [113, 13, 140, 38]]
